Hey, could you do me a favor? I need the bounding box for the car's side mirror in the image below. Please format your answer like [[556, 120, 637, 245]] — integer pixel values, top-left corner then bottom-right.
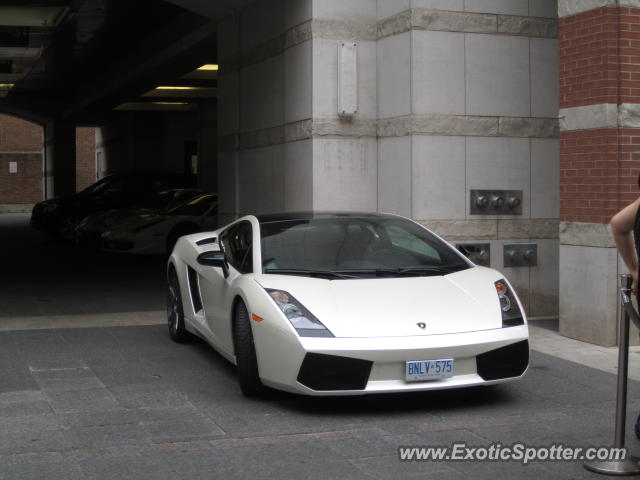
[[197, 250, 229, 278]]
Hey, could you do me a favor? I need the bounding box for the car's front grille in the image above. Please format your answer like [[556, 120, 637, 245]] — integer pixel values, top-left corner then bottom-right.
[[476, 340, 529, 381], [297, 353, 372, 391]]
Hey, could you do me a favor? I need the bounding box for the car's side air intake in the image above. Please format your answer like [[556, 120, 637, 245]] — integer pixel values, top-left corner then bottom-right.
[[476, 340, 529, 381], [187, 266, 203, 313]]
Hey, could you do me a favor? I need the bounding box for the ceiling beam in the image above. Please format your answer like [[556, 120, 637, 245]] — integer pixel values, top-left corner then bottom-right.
[[162, 0, 254, 20], [60, 12, 217, 121], [0, 1, 71, 6], [0, 93, 59, 125]]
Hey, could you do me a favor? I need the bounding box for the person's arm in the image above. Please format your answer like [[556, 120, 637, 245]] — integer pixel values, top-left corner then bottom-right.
[[611, 197, 640, 291]]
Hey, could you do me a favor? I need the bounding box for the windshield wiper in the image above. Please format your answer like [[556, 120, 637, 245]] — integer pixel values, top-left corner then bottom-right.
[[397, 265, 460, 274], [334, 265, 460, 277], [264, 269, 360, 279]]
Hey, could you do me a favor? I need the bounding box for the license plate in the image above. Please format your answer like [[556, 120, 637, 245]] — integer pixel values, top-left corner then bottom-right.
[[405, 359, 454, 382]]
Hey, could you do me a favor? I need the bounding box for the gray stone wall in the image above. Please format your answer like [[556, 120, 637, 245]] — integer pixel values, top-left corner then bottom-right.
[[217, 0, 560, 317]]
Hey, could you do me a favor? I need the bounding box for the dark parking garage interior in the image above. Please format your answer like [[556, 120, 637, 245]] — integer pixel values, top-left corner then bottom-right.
[[0, 0, 227, 328], [0, 0, 222, 198]]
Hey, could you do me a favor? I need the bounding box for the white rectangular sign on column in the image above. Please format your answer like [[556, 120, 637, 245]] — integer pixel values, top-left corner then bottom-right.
[[338, 43, 358, 118]]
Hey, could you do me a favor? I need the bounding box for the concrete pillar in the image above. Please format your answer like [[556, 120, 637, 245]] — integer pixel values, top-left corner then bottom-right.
[[44, 120, 76, 199], [376, 0, 559, 317], [558, 4, 640, 346], [198, 99, 218, 193], [76, 127, 97, 191], [217, 0, 560, 318]]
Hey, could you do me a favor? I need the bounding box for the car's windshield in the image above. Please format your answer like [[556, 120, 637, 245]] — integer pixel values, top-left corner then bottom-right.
[[79, 176, 118, 195], [260, 216, 469, 277]]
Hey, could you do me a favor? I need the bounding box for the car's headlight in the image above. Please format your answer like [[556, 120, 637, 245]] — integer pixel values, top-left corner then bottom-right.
[[495, 279, 524, 327], [266, 289, 334, 337]]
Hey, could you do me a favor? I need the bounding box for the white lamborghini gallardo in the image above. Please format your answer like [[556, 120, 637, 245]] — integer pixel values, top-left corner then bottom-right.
[[166, 212, 529, 396]]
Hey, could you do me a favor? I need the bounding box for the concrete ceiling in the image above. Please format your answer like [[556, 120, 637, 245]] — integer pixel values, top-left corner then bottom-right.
[[0, 0, 240, 125]]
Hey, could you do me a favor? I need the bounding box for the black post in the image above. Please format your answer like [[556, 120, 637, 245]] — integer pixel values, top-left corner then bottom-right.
[[584, 274, 640, 475]]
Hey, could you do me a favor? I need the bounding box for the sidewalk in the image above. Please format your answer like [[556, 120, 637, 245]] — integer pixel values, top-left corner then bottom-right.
[[529, 321, 640, 382]]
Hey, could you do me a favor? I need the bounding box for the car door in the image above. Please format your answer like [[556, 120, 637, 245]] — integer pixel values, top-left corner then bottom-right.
[[200, 220, 253, 349]]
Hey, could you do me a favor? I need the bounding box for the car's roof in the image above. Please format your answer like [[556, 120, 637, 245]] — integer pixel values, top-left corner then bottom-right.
[[255, 211, 396, 224]]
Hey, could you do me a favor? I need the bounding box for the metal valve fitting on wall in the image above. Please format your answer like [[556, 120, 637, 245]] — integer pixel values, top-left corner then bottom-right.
[[470, 190, 523, 215], [503, 243, 537, 267], [456, 243, 491, 267]]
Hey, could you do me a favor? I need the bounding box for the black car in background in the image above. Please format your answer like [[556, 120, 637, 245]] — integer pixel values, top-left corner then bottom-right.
[[31, 171, 194, 239], [73, 188, 203, 249]]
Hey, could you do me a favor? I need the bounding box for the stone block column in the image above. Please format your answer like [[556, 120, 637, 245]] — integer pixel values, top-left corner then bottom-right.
[[376, 0, 560, 317], [217, 0, 561, 319], [559, 3, 640, 345], [217, 0, 378, 225]]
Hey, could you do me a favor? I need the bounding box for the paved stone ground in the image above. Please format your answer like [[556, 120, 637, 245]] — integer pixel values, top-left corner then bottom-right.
[[2, 213, 640, 479], [2, 326, 639, 480], [0, 214, 165, 324]]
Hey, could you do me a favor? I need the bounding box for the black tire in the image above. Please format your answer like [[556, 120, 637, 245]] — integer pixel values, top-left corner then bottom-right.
[[166, 224, 201, 255], [233, 300, 263, 396], [167, 269, 190, 342]]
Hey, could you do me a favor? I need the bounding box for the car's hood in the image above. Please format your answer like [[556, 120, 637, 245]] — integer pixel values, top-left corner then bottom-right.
[[107, 213, 167, 232], [91, 209, 159, 229], [254, 266, 508, 337], [36, 195, 73, 209], [36, 192, 110, 214]]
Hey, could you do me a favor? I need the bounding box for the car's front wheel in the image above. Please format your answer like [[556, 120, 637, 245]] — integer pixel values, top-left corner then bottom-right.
[[233, 300, 263, 396], [167, 269, 190, 342]]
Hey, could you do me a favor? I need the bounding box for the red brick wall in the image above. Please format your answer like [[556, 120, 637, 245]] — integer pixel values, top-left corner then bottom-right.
[[76, 127, 96, 192], [0, 114, 43, 205], [560, 7, 640, 109], [0, 153, 42, 203], [559, 6, 640, 223], [0, 114, 42, 153], [560, 128, 640, 223], [0, 114, 96, 204]]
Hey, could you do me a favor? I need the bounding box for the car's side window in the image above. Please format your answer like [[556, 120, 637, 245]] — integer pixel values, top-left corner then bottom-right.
[[221, 221, 253, 274], [94, 177, 126, 199]]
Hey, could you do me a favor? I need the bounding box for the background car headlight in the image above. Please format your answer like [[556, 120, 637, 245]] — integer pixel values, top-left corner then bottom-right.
[[266, 289, 334, 337], [494, 279, 524, 327]]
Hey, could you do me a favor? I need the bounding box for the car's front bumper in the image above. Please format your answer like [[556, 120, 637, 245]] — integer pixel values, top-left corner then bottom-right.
[[30, 209, 59, 233], [255, 325, 529, 396], [101, 232, 164, 256]]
